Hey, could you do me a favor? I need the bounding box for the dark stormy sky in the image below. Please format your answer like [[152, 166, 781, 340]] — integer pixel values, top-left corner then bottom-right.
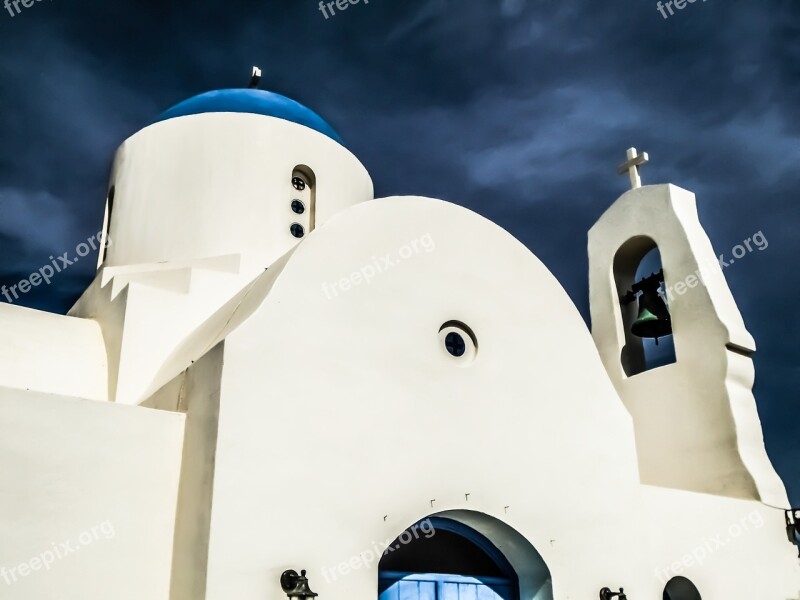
[[0, 0, 797, 502]]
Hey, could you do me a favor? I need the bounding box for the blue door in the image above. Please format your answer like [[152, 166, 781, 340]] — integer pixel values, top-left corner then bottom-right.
[[379, 572, 515, 600]]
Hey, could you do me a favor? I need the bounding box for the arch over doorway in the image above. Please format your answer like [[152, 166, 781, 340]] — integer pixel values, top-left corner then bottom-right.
[[378, 511, 553, 600]]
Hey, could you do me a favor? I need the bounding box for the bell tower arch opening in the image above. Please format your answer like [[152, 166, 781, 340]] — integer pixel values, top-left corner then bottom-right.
[[614, 236, 676, 376], [378, 512, 552, 600]]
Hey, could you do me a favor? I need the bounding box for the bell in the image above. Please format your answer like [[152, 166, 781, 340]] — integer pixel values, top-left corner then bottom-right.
[[631, 279, 672, 343]]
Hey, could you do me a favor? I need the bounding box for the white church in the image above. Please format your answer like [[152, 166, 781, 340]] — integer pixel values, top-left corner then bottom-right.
[[0, 73, 798, 600]]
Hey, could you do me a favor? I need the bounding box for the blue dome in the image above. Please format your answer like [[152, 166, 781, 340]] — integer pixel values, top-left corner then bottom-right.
[[154, 89, 344, 145]]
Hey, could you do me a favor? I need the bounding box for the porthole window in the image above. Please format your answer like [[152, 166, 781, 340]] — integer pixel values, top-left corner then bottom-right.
[[445, 332, 466, 357], [438, 321, 478, 365], [290, 166, 315, 236]]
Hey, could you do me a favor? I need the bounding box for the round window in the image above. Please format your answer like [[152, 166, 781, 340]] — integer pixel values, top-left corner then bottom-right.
[[438, 321, 477, 365], [445, 332, 466, 357]]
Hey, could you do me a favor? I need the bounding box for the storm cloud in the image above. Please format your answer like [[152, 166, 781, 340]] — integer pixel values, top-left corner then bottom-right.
[[0, 0, 797, 499]]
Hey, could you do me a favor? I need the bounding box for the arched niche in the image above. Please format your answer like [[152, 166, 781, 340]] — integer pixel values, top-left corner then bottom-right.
[[613, 236, 676, 376]]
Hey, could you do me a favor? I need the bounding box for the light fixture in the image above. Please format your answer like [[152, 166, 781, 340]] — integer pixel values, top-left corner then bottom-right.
[[599, 587, 627, 600], [281, 569, 318, 600]]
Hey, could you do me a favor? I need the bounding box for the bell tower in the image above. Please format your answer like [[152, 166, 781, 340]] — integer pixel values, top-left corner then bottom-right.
[[588, 149, 788, 506]]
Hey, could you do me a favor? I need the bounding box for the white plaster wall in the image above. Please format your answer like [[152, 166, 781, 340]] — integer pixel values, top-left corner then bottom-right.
[[170, 342, 224, 600], [103, 113, 373, 268], [68, 267, 130, 402], [0, 389, 185, 600], [103, 259, 258, 405], [70, 253, 270, 406], [199, 197, 646, 600], [0, 303, 107, 401], [637, 485, 800, 598]]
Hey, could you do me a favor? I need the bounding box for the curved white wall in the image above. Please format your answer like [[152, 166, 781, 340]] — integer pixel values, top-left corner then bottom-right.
[[102, 113, 373, 268], [200, 197, 644, 600]]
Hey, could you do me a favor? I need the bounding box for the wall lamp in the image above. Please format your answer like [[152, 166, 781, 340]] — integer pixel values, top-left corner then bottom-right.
[[281, 569, 318, 600], [600, 587, 627, 600]]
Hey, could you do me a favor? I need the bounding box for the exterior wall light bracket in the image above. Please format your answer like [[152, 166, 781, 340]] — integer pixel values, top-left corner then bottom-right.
[[281, 569, 318, 600], [600, 588, 627, 600]]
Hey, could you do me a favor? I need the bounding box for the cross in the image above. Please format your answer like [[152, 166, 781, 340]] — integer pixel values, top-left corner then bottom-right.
[[617, 147, 649, 190]]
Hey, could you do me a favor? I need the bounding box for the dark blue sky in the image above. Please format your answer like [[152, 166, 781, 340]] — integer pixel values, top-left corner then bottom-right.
[[0, 0, 797, 502]]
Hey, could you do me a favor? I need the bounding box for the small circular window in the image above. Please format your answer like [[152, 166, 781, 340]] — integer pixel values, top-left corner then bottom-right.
[[445, 332, 466, 357], [291, 200, 305, 214], [292, 176, 306, 191], [438, 321, 477, 365], [290, 223, 305, 238]]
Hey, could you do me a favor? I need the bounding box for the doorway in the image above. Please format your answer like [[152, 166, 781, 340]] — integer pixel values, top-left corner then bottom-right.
[[378, 515, 552, 600]]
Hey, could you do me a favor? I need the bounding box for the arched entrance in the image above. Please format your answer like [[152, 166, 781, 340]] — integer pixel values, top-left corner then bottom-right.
[[378, 512, 553, 600]]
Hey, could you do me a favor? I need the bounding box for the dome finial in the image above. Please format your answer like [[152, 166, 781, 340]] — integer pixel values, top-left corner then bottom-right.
[[249, 66, 262, 89]]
